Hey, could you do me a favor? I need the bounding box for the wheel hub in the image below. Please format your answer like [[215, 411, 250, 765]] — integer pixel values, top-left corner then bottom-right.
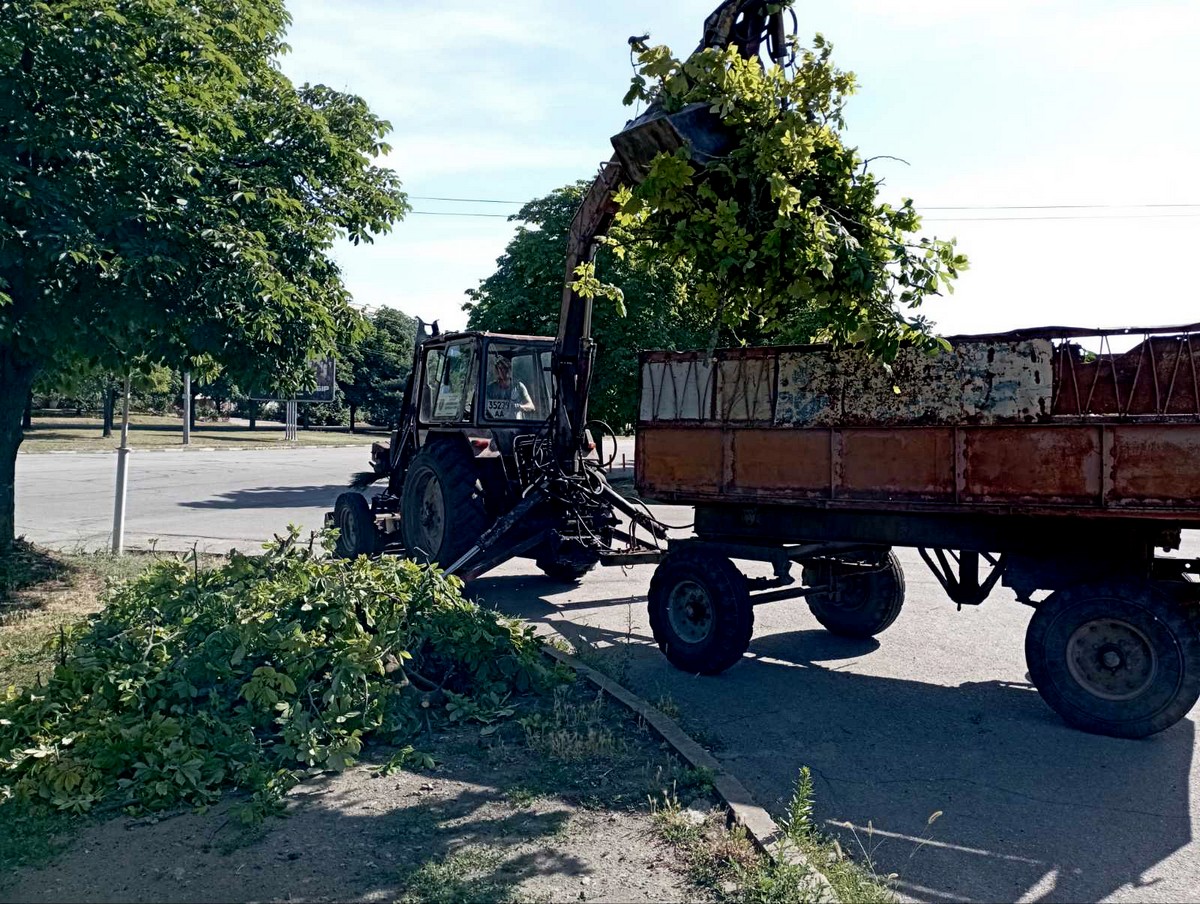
[[667, 580, 714, 644], [1066, 618, 1157, 702], [417, 476, 445, 553]]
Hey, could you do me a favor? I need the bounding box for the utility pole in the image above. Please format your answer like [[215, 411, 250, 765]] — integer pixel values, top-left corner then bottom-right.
[[182, 370, 191, 445], [111, 372, 132, 555]]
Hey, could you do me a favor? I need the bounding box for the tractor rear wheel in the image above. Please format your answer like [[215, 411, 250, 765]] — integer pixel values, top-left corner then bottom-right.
[[401, 443, 489, 568]]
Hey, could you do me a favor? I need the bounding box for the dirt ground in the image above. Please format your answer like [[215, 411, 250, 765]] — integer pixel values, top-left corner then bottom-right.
[[1, 686, 716, 904]]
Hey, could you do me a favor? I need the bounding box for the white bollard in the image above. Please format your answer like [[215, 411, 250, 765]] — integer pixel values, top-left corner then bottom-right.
[[111, 373, 132, 555], [182, 370, 191, 445]]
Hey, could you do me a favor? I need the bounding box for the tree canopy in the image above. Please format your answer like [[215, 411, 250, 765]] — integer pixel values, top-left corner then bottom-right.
[[0, 0, 408, 546], [465, 183, 711, 432], [341, 306, 417, 429]]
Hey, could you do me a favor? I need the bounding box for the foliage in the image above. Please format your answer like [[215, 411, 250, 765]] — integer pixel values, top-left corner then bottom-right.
[[609, 8, 967, 357], [465, 183, 710, 432], [341, 307, 418, 428], [0, 0, 408, 544], [0, 532, 559, 816]]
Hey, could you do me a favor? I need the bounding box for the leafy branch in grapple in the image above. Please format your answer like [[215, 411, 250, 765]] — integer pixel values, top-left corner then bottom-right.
[[0, 532, 561, 817], [603, 6, 968, 355]]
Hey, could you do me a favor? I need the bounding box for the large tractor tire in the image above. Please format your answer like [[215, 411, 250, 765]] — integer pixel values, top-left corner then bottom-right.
[[332, 492, 377, 559], [400, 443, 489, 568], [1025, 581, 1200, 738], [648, 548, 752, 675], [803, 551, 905, 638]]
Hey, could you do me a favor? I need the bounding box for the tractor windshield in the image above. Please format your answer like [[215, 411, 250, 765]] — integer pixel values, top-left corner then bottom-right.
[[483, 343, 553, 422]]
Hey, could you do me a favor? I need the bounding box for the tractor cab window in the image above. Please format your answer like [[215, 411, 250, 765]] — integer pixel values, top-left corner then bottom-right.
[[484, 345, 552, 422], [425, 342, 476, 422]]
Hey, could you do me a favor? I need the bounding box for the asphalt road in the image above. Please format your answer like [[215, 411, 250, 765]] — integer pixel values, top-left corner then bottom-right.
[[15, 446, 372, 552], [14, 446, 1200, 902]]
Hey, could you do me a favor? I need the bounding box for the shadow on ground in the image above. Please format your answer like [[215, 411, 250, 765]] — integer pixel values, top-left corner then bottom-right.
[[474, 576, 1197, 904], [180, 485, 353, 510], [0, 539, 75, 612], [2, 691, 696, 904]]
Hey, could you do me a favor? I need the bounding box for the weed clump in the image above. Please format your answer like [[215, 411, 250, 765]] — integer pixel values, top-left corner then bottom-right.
[[0, 532, 560, 816]]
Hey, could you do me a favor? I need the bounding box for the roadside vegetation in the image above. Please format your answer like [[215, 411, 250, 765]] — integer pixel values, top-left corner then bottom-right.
[[19, 415, 376, 454], [1, 540, 894, 902]]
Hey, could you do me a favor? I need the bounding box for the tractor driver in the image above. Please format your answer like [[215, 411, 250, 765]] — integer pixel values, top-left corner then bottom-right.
[[485, 354, 536, 420]]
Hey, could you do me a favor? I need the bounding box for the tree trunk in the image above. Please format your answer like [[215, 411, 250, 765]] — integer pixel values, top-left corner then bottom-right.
[[349, 404, 357, 434], [102, 383, 115, 438], [248, 399, 257, 430], [22, 392, 32, 431], [0, 356, 36, 553]]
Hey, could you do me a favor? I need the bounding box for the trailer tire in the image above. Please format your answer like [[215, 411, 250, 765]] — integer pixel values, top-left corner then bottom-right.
[[401, 443, 489, 568], [1025, 581, 1200, 738], [649, 550, 752, 675], [804, 551, 905, 638], [333, 492, 377, 559]]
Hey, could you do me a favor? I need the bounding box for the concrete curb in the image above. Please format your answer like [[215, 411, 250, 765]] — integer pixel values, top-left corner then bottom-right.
[[540, 644, 837, 900]]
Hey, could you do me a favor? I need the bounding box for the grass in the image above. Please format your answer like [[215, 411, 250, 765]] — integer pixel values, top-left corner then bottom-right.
[[651, 767, 896, 904], [0, 541, 159, 691], [520, 686, 622, 762], [398, 847, 511, 904], [19, 414, 377, 454]]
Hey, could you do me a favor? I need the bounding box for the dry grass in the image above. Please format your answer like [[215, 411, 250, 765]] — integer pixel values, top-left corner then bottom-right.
[[0, 543, 163, 691], [19, 415, 376, 454]]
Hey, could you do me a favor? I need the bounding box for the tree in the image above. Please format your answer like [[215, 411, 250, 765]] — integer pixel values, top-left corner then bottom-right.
[[603, 14, 967, 356], [465, 183, 710, 432], [0, 0, 408, 549], [341, 307, 417, 430]]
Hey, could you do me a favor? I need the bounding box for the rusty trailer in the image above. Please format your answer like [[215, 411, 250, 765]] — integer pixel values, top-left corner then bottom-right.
[[634, 323, 1200, 738]]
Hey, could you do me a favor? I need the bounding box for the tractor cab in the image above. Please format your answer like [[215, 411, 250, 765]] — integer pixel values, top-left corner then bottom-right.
[[414, 331, 556, 450]]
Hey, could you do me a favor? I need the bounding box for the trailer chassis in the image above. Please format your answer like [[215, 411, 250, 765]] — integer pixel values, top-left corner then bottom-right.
[[642, 502, 1200, 739]]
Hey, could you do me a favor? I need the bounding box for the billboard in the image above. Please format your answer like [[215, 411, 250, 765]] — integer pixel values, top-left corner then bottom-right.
[[250, 358, 337, 403]]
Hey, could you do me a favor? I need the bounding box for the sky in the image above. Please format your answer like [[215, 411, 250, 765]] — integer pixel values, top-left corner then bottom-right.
[[278, 0, 1200, 337]]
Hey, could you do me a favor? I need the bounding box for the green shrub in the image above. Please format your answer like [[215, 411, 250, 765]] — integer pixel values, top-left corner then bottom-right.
[[0, 533, 558, 816]]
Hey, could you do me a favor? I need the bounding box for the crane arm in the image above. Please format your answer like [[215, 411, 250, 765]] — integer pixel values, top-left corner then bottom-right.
[[551, 0, 792, 468]]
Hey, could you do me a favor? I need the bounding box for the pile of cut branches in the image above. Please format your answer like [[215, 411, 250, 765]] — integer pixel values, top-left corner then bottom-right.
[[0, 533, 558, 816]]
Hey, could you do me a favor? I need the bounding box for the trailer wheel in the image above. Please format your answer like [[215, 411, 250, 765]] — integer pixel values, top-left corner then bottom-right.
[[649, 550, 752, 675], [401, 443, 489, 567], [332, 493, 377, 559], [803, 551, 905, 638], [1025, 581, 1200, 738]]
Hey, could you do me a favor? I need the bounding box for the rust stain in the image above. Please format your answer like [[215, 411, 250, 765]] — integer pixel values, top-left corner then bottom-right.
[[637, 427, 722, 493], [838, 429, 955, 501], [1109, 425, 1200, 504], [727, 429, 829, 495], [963, 427, 1101, 503]]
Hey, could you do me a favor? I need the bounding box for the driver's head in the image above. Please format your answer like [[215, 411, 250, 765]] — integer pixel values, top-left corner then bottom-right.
[[494, 357, 511, 384]]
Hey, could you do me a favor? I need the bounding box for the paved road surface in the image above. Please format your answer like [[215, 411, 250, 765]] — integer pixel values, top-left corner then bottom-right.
[[15, 446, 1200, 902], [15, 446, 371, 552]]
